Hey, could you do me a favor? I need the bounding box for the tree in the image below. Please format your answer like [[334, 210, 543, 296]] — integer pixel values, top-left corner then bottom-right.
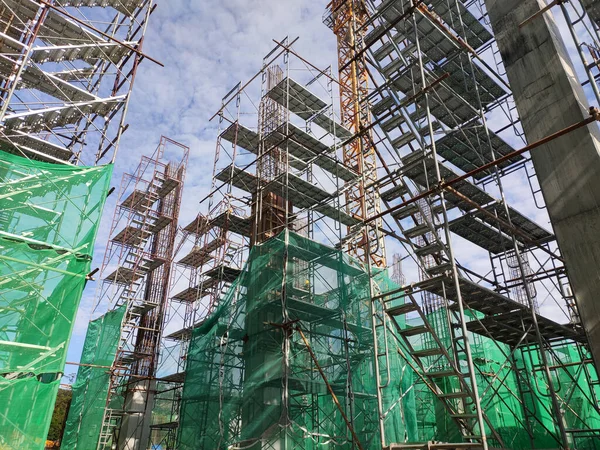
[[47, 388, 72, 443]]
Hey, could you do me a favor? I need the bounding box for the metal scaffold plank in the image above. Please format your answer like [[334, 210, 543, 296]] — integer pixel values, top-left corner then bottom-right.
[[384, 57, 505, 127], [1, 0, 103, 46], [177, 239, 223, 269], [1, 63, 98, 102], [112, 225, 151, 247], [436, 125, 523, 178], [210, 211, 252, 237], [1, 96, 125, 133], [266, 172, 331, 209], [581, 0, 600, 26], [120, 189, 156, 212], [267, 77, 351, 139], [177, 246, 212, 268], [58, 0, 145, 16], [466, 310, 586, 346], [427, 0, 493, 48], [171, 278, 219, 303], [203, 264, 242, 283], [215, 164, 259, 193], [183, 215, 209, 235], [104, 266, 143, 284], [266, 122, 358, 182], [475, 202, 555, 245], [220, 122, 260, 154], [314, 203, 360, 227], [156, 177, 179, 198], [377, 3, 460, 62], [401, 150, 495, 210], [412, 275, 585, 344], [30, 41, 133, 65], [448, 215, 514, 254], [0, 131, 73, 162]]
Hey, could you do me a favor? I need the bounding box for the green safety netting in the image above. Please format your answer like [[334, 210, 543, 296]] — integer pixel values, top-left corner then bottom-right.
[[62, 304, 127, 450], [175, 230, 600, 450], [405, 309, 600, 449], [177, 230, 415, 450], [0, 150, 112, 450]]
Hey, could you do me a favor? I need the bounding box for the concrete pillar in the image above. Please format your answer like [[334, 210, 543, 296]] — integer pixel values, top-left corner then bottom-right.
[[484, 0, 600, 370], [117, 379, 155, 450]]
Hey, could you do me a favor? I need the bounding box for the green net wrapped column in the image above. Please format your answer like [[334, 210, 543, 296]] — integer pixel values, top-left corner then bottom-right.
[[0, 150, 112, 449], [62, 304, 127, 450], [176, 230, 416, 449]]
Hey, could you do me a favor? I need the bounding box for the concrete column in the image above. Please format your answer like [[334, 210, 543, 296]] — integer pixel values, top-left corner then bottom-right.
[[484, 0, 600, 370]]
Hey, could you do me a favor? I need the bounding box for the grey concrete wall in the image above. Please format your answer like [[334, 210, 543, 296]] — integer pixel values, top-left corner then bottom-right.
[[484, 0, 600, 369]]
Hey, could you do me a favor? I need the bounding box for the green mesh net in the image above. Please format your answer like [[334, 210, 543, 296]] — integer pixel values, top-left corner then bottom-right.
[[404, 309, 600, 449], [177, 230, 415, 449], [0, 150, 112, 450], [175, 230, 600, 449], [62, 304, 127, 450]]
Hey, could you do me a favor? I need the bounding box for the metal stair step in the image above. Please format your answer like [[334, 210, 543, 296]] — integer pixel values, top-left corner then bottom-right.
[[412, 347, 444, 358], [438, 391, 471, 399], [426, 369, 459, 378], [381, 183, 408, 202], [392, 203, 420, 220], [415, 241, 445, 257], [425, 261, 453, 276], [392, 131, 416, 149], [404, 222, 432, 239], [451, 413, 478, 419], [386, 303, 418, 316], [400, 325, 429, 337]]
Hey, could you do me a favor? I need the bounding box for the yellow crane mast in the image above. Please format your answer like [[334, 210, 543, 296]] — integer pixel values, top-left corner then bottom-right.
[[326, 0, 386, 268]]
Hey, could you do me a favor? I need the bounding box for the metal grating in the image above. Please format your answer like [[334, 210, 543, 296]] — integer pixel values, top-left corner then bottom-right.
[[266, 172, 331, 209], [215, 164, 259, 193], [401, 150, 495, 209], [449, 215, 514, 254], [475, 202, 555, 245], [436, 125, 522, 179], [220, 122, 260, 154], [267, 77, 351, 139]]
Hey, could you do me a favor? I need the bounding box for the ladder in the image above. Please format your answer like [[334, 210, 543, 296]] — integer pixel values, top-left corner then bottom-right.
[[378, 288, 506, 449]]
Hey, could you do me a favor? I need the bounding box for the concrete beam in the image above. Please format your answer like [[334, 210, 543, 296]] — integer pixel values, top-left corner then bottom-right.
[[484, 0, 600, 370]]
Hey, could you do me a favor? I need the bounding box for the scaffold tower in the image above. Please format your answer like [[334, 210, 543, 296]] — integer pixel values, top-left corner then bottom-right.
[[90, 137, 188, 450], [0, 0, 156, 165], [151, 1, 600, 450]]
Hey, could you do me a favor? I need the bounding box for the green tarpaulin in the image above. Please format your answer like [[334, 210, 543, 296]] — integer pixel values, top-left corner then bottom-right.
[[62, 304, 127, 450], [0, 150, 112, 450]]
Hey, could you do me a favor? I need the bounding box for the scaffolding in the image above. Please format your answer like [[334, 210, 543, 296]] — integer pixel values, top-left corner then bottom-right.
[[0, 149, 113, 449], [331, 0, 600, 448], [0, 0, 156, 165], [80, 137, 189, 450], [149, 1, 600, 449]]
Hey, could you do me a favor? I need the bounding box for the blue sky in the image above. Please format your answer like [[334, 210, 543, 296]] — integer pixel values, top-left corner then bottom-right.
[[64, 0, 339, 378], [64, 1, 597, 378]]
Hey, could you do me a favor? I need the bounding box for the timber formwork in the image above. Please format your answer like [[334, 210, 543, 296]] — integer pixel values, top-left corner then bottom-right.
[[0, 0, 156, 165], [93, 136, 188, 450]]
